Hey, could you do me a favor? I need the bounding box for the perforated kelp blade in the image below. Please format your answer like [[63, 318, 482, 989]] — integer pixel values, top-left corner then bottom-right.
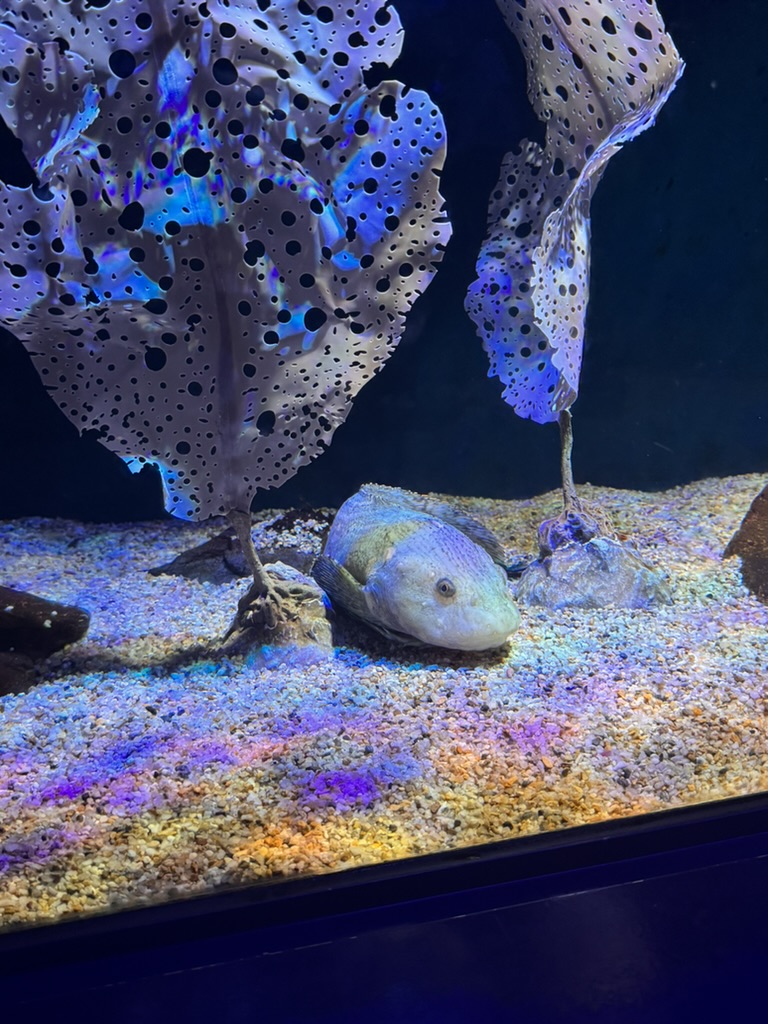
[[466, 0, 683, 424], [0, 1, 451, 519]]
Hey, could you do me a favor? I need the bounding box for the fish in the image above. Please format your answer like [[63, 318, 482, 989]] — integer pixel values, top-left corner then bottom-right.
[[311, 484, 520, 651]]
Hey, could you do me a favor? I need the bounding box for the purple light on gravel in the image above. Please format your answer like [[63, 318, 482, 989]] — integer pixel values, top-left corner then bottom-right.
[[0, 827, 81, 873], [24, 730, 249, 815], [371, 751, 420, 785], [36, 733, 164, 804], [271, 708, 380, 740], [38, 770, 102, 804], [108, 735, 160, 765], [102, 775, 157, 813], [45, 779, 92, 802], [309, 770, 381, 808], [173, 737, 238, 769], [501, 717, 563, 758]]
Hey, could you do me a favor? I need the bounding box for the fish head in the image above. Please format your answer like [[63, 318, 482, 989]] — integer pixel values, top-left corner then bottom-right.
[[366, 522, 520, 651]]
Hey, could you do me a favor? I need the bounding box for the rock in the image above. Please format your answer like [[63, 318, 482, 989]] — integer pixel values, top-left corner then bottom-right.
[[0, 585, 90, 659], [516, 536, 672, 609], [149, 512, 331, 583], [149, 531, 246, 584], [223, 561, 333, 653], [537, 502, 614, 557], [0, 651, 36, 695], [256, 543, 320, 576], [724, 482, 768, 601]]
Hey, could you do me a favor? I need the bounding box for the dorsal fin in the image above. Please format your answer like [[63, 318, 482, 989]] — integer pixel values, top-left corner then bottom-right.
[[359, 484, 506, 564]]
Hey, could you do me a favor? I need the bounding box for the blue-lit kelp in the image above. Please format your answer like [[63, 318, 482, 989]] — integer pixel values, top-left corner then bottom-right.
[[0, 1, 451, 634], [466, 0, 682, 558]]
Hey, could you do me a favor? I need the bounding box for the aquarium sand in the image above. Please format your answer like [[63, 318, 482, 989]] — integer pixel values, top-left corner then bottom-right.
[[1, 475, 766, 929]]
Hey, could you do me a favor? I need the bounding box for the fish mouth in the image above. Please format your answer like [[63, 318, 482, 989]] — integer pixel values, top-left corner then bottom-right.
[[420, 635, 513, 652], [413, 612, 519, 652], [369, 615, 516, 651], [436, 629, 515, 652]]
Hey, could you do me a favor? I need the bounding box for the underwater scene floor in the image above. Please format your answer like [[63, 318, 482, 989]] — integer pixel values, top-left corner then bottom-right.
[[1, 475, 767, 931]]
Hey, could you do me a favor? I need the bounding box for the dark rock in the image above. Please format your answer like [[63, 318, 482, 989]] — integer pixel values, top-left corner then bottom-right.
[[516, 536, 672, 609], [149, 523, 329, 583], [724, 482, 768, 602], [148, 532, 244, 584], [0, 585, 90, 659], [0, 651, 36, 695]]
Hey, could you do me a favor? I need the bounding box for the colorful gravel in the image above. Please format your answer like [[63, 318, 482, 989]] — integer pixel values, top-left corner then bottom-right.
[[1, 474, 767, 930]]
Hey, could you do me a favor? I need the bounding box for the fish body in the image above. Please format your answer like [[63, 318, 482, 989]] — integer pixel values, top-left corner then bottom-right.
[[312, 484, 520, 651]]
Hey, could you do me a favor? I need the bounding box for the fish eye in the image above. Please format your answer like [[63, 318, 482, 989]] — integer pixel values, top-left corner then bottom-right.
[[435, 577, 456, 599]]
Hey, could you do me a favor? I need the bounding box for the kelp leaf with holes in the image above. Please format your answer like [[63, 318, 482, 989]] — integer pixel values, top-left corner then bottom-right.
[[466, 0, 683, 424], [0, 0, 451, 518]]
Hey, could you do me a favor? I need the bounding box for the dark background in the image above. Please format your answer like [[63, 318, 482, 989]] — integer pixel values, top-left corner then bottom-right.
[[1, 0, 766, 521]]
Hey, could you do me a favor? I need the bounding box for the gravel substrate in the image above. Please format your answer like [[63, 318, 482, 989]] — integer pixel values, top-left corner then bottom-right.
[[1, 474, 767, 931]]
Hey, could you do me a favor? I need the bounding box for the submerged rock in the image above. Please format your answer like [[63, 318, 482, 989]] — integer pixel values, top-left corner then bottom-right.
[[0, 651, 36, 695], [149, 531, 245, 584], [223, 561, 333, 654], [537, 503, 614, 558], [149, 510, 333, 584], [0, 585, 90, 659], [724, 482, 768, 602], [516, 537, 672, 610]]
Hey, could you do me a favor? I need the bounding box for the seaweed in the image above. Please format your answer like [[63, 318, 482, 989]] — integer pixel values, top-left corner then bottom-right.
[[0, 0, 451, 634], [467, 0, 683, 560]]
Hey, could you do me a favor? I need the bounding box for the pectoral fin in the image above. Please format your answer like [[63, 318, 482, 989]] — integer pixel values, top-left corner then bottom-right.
[[313, 553, 430, 646], [311, 555, 371, 621]]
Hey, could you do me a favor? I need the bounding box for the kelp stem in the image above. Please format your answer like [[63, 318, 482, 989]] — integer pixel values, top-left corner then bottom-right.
[[228, 508, 272, 594], [559, 409, 580, 513]]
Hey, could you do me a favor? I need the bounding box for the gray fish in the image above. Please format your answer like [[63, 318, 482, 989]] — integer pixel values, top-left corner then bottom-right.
[[312, 484, 520, 651]]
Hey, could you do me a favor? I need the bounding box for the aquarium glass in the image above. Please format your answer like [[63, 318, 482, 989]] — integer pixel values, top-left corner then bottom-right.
[[1, 0, 766, 935]]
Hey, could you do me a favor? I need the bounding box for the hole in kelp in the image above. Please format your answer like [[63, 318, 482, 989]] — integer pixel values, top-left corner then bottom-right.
[[0, 116, 37, 188]]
